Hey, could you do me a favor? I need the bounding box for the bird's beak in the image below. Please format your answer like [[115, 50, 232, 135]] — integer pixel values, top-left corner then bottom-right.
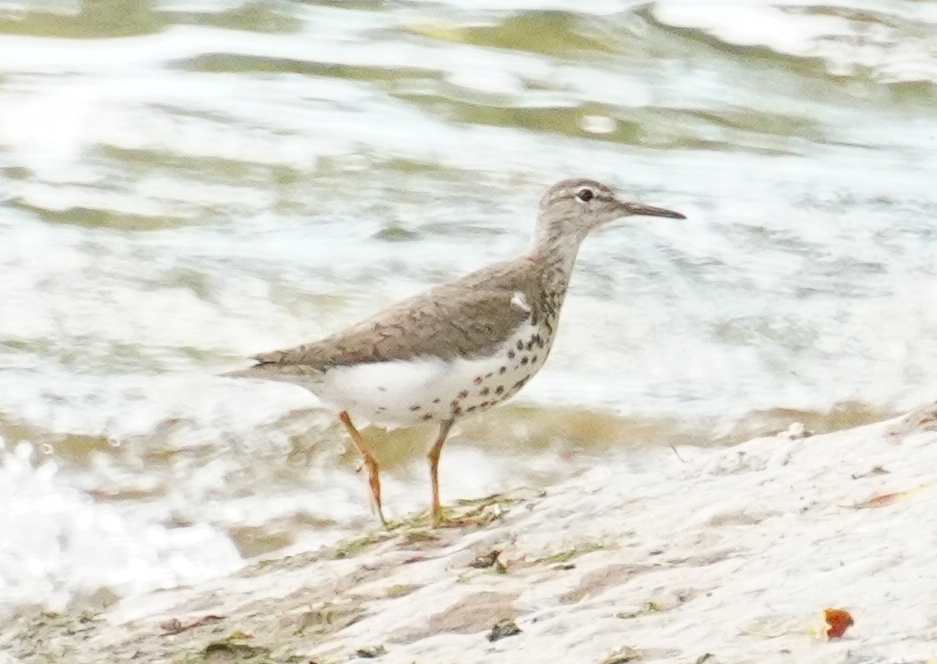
[[621, 202, 686, 220]]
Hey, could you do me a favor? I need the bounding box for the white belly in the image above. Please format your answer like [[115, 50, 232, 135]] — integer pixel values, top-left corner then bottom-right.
[[313, 323, 552, 427]]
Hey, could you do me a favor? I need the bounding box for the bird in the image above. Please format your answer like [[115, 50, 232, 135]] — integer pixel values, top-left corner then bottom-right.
[[227, 178, 685, 526]]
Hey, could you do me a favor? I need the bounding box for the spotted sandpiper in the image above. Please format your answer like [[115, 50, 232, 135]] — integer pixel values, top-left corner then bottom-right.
[[227, 179, 685, 525]]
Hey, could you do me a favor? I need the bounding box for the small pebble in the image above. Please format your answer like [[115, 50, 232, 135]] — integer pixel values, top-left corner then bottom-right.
[[469, 550, 501, 569], [487, 618, 521, 642], [355, 645, 386, 658]]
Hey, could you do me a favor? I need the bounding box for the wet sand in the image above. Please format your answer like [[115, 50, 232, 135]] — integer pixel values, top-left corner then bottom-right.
[[6, 402, 936, 664]]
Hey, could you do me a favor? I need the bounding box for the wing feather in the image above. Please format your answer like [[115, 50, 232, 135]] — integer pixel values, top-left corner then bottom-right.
[[228, 259, 542, 379]]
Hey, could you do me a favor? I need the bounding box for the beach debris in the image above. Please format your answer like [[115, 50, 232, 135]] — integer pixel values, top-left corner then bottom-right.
[[355, 644, 387, 658], [447, 503, 506, 527], [823, 608, 854, 639], [469, 549, 501, 568], [385, 584, 420, 598], [403, 555, 430, 564], [616, 600, 672, 619], [600, 645, 642, 663], [851, 465, 889, 479], [298, 602, 366, 636], [848, 487, 925, 509], [617, 604, 654, 619], [439, 491, 529, 527], [159, 614, 224, 635], [402, 529, 440, 546], [535, 540, 610, 565], [200, 640, 270, 661], [851, 492, 905, 508], [487, 618, 521, 642], [469, 549, 506, 573], [330, 529, 395, 560]]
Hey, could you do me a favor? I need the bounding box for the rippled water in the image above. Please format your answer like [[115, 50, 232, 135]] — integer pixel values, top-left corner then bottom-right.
[[1, 0, 936, 612]]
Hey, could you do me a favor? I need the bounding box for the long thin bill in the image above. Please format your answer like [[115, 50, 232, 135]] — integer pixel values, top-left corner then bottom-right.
[[626, 203, 686, 219]]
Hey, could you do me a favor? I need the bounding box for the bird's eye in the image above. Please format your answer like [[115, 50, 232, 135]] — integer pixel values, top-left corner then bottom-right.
[[576, 188, 594, 202]]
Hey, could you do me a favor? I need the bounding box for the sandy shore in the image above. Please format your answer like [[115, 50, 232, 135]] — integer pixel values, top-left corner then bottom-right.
[[4, 402, 937, 664]]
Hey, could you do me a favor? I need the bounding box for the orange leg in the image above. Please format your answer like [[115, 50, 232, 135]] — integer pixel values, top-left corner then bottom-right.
[[427, 420, 454, 527], [339, 411, 386, 525]]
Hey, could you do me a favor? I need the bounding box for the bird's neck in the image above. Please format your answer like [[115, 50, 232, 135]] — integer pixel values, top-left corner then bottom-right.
[[526, 227, 587, 331], [528, 221, 586, 278]]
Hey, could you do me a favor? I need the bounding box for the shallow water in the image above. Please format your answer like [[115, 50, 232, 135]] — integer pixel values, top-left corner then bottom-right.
[[0, 0, 935, 611]]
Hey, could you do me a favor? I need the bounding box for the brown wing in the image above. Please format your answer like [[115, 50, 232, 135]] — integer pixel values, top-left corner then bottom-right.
[[229, 259, 541, 378]]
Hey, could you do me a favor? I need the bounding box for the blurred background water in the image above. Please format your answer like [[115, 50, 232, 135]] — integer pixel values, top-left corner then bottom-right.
[[1, 0, 935, 613]]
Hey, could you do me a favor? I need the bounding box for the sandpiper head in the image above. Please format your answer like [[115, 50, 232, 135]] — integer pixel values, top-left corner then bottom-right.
[[539, 179, 685, 239]]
